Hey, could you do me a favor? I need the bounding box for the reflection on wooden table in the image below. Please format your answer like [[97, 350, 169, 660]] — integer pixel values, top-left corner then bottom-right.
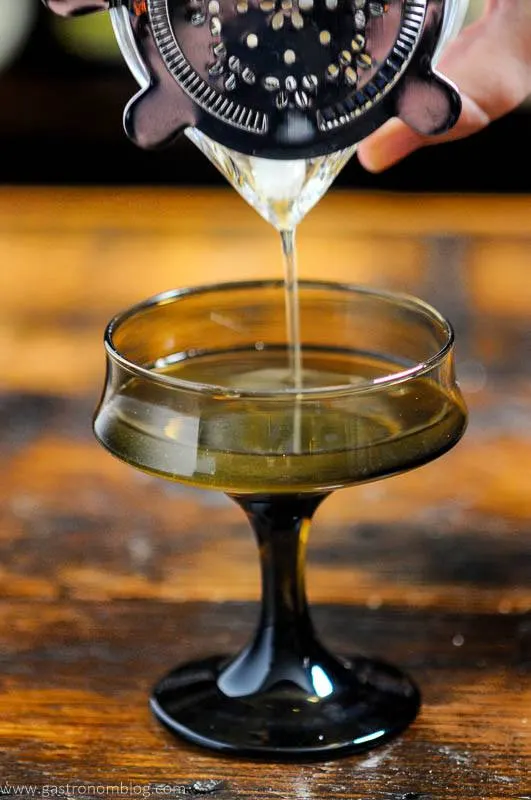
[[0, 188, 529, 799]]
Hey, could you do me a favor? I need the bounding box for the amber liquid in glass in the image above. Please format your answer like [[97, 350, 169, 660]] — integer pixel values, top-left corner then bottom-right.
[[95, 347, 466, 494]]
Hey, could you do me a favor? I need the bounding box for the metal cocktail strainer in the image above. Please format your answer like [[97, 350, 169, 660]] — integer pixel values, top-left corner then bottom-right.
[[45, 0, 465, 158]]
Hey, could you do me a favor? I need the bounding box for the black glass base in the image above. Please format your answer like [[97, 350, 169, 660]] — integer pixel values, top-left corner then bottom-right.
[[151, 654, 420, 759]]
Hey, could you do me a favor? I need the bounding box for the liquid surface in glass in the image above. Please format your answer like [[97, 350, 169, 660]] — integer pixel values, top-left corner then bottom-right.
[[95, 348, 467, 494]]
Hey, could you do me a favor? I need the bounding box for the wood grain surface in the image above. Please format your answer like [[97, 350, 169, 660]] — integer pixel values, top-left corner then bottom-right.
[[0, 188, 530, 800]]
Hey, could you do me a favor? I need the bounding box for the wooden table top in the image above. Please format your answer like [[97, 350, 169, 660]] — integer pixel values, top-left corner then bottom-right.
[[0, 187, 530, 799]]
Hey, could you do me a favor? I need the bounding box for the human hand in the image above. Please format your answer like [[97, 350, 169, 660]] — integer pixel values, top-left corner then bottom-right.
[[358, 0, 531, 172]]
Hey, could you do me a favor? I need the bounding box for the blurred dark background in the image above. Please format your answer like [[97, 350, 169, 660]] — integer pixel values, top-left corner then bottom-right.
[[1, 0, 529, 191]]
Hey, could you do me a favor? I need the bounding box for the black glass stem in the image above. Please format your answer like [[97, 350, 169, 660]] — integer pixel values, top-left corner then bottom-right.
[[218, 493, 339, 697], [150, 492, 421, 759]]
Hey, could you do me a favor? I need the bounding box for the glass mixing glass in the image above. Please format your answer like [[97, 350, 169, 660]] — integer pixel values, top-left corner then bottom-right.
[[94, 280, 467, 758]]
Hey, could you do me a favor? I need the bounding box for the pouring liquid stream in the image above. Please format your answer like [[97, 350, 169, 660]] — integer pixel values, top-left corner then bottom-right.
[[280, 228, 302, 391], [185, 129, 356, 453], [280, 227, 303, 452]]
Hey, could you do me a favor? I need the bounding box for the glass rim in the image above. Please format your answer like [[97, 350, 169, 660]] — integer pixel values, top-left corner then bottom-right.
[[104, 279, 455, 399]]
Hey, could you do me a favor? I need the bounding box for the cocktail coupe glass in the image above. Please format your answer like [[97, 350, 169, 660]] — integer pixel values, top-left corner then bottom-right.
[[94, 280, 467, 759]]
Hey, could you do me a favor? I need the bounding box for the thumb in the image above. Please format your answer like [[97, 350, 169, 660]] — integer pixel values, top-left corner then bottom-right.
[[358, 3, 531, 173]]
